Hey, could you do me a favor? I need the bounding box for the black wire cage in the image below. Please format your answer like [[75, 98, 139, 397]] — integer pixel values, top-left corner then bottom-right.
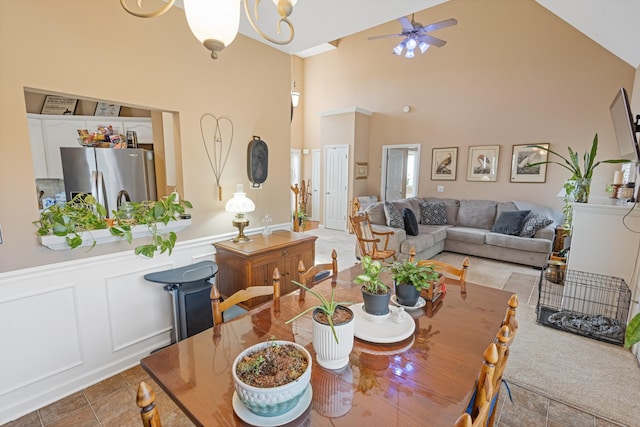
[[536, 268, 632, 346]]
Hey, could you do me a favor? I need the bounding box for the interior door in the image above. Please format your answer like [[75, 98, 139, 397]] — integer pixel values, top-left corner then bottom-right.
[[324, 145, 348, 231], [311, 149, 321, 221], [385, 148, 407, 201]]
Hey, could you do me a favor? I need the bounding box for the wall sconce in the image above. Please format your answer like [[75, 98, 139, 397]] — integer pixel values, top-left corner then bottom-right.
[[225, 184, 256, 242], [120, 0, 297, 59], [291, 81, 300, 108]]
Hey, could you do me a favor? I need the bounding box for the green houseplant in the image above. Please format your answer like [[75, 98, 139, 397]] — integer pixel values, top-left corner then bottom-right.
[[390, 259, 440, 306], [286, 281, 354, 370], [34, 192, 192, 257], [626, 312, 640, 349], [529, 134, 630, 205], [353, 255, 391, 315]]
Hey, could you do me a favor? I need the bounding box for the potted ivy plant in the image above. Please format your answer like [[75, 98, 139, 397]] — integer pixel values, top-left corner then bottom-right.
[[286, 281, 354, 370], [34, 192, 191, 257], [528, 134, 630, 204], [390, 259, 440, 306], [353, 255, 391, 315]]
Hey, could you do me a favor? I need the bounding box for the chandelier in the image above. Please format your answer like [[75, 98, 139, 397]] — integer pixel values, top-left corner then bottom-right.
[[120, 0, 297, 59]]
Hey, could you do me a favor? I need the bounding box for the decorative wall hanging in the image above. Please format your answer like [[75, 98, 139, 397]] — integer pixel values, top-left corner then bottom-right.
[[247, 136, 268, 186], [510, 143, 549, 183], [467, 145, 500, 182], [431, 147, 457, 180], [201, 114, 234, 200]]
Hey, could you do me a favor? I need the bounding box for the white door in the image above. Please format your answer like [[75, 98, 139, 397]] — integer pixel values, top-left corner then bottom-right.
[[324, 145, 348, 231], [311, 149, 321, 221], [290, 149, 301, 213], [385, 148, 406, 201]]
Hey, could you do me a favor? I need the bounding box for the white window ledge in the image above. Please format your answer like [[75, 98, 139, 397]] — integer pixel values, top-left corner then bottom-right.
[[39, 219, 192, 250]]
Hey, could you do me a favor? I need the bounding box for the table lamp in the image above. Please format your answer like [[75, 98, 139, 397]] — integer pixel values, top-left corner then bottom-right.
[[225, 184, 255, 242]]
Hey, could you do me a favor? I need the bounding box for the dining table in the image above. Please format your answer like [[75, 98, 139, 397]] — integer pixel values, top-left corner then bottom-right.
[[140, 263, 515, 426]]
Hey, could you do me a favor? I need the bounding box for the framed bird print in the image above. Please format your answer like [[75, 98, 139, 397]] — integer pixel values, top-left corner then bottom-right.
[[467, 145, 500, 182], [432, 147, 458, 180], [510, 143, 549, 183]]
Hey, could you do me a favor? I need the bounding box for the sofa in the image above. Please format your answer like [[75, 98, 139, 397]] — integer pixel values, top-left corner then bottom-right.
[[359, 197, 559, 268]]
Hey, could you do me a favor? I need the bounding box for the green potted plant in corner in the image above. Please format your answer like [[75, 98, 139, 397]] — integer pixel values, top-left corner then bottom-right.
[[390, 259, 440, 307], [286, 281, 354, 370], [528, 133, 630, 204], [353, 255, 391, 315], [626, 312, 640, 350]]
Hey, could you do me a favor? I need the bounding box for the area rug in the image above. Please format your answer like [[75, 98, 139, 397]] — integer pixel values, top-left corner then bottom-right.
[[503, 272, 640, 427]]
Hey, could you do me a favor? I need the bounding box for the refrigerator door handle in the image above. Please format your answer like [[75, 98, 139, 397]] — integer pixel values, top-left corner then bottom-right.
[[94, 171, 107, 212]]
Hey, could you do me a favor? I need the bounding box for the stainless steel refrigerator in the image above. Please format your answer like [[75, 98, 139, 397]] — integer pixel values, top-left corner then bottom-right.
[[60, 147, 157, 216]]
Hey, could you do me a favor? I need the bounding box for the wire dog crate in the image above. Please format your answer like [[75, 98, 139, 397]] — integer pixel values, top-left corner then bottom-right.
[[536, 268, 631, 346]]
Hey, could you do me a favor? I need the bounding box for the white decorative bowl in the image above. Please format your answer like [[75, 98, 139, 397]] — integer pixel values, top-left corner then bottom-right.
[[232, 340, 312, 417]]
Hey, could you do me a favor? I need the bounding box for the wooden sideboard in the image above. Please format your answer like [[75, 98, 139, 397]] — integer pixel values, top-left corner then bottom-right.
[[213, 230, 317, 308]]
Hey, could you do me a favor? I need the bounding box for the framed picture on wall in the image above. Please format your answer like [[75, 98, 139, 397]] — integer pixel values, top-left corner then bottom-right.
[[431, 147, 458, 180], [467, 145, 500, 181], [355, 162, 368, 179], [510, 143, 549, 183], [40, 95, 77, 115], [94, 102, 121, 117]]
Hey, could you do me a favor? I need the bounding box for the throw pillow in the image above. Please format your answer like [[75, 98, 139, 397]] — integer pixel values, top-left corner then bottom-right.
[[491, 210, 531, 235], [403, 208, 419, 236], [384, 201, 404, 228], [420, 202, 447, 225], [519, 211, 554, 237]]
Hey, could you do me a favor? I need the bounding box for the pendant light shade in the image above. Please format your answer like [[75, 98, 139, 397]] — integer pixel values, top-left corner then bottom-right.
[[184, 0, 240, 59]]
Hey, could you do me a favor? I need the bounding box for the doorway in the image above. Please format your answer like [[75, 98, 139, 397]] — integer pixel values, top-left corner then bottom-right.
[[381, 144, 421, 202], [324, 145, 348, 231]]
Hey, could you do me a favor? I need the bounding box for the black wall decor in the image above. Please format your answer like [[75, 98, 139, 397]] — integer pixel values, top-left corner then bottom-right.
[[247, 136, 268, 185]]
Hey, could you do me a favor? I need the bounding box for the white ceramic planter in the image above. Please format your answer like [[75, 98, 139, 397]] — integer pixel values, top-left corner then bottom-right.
[[312, 306, 355, 370], [232, 340, 311, 417]]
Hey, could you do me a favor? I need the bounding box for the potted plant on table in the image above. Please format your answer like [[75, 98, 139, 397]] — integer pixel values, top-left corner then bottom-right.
[[390, 259, 440, 307], [528, 134, 630, 205], [353, 255, 391, 315], [286, 281, 354, 370]]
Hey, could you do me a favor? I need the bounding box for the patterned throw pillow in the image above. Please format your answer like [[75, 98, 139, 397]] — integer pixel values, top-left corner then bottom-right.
[[403, 208, 419, 236], [519, 212, 553, 237], [384, 201, 404, 228], [420, 202, 447, 225]]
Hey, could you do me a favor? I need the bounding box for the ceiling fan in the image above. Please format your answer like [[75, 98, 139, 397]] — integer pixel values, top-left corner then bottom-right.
[[369, 14, 457, 58]]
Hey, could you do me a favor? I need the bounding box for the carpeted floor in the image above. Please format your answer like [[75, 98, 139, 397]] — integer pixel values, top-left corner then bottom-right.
[[306, 227, 640, 426]]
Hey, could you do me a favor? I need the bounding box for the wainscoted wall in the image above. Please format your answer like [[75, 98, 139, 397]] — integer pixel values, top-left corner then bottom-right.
[[0, 224, 288, 424]]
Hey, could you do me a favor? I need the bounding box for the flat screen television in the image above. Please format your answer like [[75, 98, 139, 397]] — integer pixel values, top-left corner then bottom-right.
[[610, 87, 640, 161]]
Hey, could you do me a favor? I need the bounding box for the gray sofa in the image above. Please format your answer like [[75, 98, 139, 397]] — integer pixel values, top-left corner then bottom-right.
[[360, 197, 558, 268]]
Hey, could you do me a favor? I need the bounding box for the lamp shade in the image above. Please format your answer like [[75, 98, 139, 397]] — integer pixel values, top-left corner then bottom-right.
[[225, 185, 256, 213], [184, 0, 240, 48]]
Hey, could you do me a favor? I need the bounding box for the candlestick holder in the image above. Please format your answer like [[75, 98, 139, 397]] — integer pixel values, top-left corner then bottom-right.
[[611, 183, 622, 199]]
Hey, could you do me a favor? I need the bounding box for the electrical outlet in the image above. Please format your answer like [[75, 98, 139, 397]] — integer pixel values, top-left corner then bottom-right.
[[437, 185, 445, 193]]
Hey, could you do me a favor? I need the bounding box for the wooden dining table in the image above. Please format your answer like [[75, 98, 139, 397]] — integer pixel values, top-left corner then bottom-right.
[[140, 263, 514, 426]]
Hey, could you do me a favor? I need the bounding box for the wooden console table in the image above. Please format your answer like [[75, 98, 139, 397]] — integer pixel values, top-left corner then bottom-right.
[[213, 230, 317, 308]]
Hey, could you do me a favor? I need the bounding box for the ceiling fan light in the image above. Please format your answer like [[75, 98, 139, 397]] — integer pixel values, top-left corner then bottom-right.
[[405, 49, 415, 59], [406, 37, 418, 50], [393, 39, 407, 56], [419, 41, 430, 54], [184, 0, 240, 49]]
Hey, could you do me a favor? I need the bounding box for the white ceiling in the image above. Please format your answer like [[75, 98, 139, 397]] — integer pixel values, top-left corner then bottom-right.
[[233, 0, 640, 68]]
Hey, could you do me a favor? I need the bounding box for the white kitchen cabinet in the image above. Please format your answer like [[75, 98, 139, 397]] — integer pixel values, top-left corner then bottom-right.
[[41, 119, 85, 179], [27, 117, 48, 179], [123, 120, 153, 145]]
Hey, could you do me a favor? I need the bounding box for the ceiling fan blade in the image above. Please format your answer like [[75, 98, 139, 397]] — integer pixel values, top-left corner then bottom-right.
[[418, 34, 446, 47], [421, 18, 458, 33], [368, 33, 404, 41], [397, 16, 414, 32]]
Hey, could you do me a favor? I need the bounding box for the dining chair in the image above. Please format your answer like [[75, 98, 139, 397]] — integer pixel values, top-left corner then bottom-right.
[[297, 249, 338, 300], [409, 247, 470, 296], [137, 381, 162, 427], [456, 342, 498, 427], [350, 212, 397, 262], [210, 269, 281, 324], [503, 294, 519, 333]]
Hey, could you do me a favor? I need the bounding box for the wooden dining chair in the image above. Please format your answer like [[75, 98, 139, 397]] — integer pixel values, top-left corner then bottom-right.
[[455, 343, 497, 427], [503, 294, 519, 333], [350, 212, 397, 262], [410, 247, 470, 296], [210, 269, 281, 324], [297, 249, 338, 300], [137, 381, 162, 427]]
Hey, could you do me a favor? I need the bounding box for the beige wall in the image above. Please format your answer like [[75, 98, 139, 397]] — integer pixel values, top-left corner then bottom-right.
[[0, 0, 291, 272], [301, 0, 636, 210]]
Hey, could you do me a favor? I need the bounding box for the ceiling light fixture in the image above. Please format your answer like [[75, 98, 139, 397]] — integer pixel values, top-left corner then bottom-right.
[[291, 81, 300, 108], [120, 0, 297, 59]]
